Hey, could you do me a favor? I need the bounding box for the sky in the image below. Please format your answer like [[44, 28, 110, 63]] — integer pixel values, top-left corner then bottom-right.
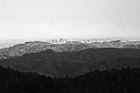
[[0, 0, 140, 40]]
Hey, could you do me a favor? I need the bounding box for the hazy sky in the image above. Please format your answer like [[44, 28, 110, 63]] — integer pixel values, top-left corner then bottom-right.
[[0, 0, 140, 40]]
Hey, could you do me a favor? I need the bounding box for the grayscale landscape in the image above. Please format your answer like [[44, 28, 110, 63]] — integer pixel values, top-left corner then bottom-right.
[[0, 0, 140, 92]]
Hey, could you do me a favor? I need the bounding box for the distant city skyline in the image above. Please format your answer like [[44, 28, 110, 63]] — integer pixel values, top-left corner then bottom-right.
[[0, 0, 140, 40]]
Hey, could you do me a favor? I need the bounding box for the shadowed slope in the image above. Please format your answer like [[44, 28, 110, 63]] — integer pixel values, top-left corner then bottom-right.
[[1, 48, 140, 77]]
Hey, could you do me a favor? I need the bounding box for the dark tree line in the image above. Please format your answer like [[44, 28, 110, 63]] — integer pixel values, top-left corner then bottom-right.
[[0, 65, 140, 93]]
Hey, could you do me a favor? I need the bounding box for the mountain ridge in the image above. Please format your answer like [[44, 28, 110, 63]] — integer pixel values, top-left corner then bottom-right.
[[0, 40, 140, 60], [1, 48, 140, 77]]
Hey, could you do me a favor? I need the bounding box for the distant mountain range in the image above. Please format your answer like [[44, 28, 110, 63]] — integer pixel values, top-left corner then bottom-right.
[[0, 40, 140, 59], [0, 40, 140, 77]]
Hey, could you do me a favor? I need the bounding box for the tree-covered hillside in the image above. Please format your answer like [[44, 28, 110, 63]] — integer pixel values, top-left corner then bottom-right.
[[1, 48, 140, 77], [0, 65, 140, 93]]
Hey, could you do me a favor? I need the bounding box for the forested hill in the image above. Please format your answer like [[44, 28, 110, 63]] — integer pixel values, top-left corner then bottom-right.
[[1, 65, 140, 93], [1, 48, 140, 77], [0, 66, 39, 93]]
